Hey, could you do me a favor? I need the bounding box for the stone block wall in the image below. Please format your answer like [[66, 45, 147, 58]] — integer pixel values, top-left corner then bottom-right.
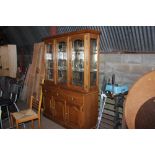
[[99, 53, 155, 91]]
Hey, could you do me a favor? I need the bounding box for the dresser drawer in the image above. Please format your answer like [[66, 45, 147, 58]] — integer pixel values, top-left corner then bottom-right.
[[66, 95, 83, 107]]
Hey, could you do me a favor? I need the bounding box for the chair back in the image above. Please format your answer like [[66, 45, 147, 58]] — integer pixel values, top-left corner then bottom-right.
[[0, 76, 17, 100], [9, 83, 21, 103], [30, 79, 44, 115]]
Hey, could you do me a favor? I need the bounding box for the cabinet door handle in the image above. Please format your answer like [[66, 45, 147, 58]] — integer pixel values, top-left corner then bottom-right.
[[81, 107, 84, 112], [56, 93, 59, 96], [50, 100, 52, 109], [71, 97, 74, 101], [5, 68, 9, 70]]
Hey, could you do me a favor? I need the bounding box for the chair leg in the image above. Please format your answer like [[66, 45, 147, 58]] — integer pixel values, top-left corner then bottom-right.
[[31, 120, 34, 128], [22, 123, 26, 129], [13, 103, 19, 112], [10, 114, 14, 128], [38, 118, 41, 128], [16, 121, 19, 129], [0, 106, 2, 128], [6, 106, 11, 128]]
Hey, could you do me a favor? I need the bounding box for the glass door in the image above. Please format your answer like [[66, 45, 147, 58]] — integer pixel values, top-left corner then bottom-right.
[[45, 44, 54, 81], [90, 38, 97, 87], [57, 41, 67, 84], [71, 39, 84, 87]]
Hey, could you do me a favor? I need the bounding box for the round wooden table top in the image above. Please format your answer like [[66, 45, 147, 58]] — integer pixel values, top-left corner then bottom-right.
[[125, 71, 155, 129]]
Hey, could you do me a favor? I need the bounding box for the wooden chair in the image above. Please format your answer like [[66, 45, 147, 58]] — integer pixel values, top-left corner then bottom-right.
[[10, 89, 43, 129]]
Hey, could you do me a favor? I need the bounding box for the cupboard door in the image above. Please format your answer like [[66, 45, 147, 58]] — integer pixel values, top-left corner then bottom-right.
[[0, 46, 9, 76], [53, 97, 65, 124], [43, 94, 52, 119], [65, 101, 83, 128]]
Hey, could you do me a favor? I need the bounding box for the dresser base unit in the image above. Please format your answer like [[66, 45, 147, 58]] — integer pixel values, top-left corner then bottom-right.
[[43, 81, 98, 129]]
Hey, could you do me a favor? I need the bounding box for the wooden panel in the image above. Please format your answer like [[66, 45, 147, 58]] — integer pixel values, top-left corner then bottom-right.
[[84, 33, 90, 91], [20, 42, 45, 104], [30, 42, 45, 99], [83, 92, 98, 128], [20, 64, 32, 101], [0, 45, 17, 78], [8, 45, 17, 78], [1, 46, 9, 76]]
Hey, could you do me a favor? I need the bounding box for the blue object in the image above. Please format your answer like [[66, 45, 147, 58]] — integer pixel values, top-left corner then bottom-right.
[[105, 84, 128, 95]]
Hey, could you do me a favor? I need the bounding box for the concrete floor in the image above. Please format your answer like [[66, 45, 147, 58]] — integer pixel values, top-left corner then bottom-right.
[[1, 100, 64, 129]]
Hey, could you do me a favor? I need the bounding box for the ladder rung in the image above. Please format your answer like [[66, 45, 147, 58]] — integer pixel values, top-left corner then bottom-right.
[[102, 121, 114, 126], [102, 115, 114, 121]]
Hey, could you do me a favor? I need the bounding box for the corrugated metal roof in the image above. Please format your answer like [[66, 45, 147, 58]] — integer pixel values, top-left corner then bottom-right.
[[57, 26, 155, 52], [1, 26, 155, 53]]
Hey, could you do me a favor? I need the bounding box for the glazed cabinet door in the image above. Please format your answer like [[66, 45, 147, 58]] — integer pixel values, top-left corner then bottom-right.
[[45, 43, 55, 81], [90, 37, 99, 89], [56, 40, 68, 85], [70, 37, 85, 90]]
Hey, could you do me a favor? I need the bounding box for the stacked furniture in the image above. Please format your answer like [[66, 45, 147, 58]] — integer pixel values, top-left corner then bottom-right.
[[0, 76, 20, 128]]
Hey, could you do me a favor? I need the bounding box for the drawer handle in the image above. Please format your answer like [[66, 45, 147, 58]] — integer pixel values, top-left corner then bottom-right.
[[57, 93, 59, 96], [71, 97, 74, 101], [81, 107, 84, 112]]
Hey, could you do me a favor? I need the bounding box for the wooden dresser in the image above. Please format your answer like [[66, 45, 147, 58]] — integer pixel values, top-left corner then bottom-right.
[[42, 30, 100, 128]]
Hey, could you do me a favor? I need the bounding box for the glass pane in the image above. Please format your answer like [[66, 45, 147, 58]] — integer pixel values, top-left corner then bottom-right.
[[45, 44, 54, 80], [90, 39, 97, 86], [57, 41, 67, 83], [72, 39, 84, 86]]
